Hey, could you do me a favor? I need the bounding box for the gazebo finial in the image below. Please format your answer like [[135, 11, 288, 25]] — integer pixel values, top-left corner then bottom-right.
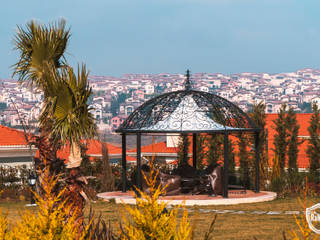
[[185, 69, 192, 90]]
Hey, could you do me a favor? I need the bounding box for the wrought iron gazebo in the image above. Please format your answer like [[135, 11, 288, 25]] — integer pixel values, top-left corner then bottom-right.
[[116, 70, 261, 198]]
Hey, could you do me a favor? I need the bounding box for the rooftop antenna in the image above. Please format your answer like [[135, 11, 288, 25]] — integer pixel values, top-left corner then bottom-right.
[[184, 69, 192, 90]]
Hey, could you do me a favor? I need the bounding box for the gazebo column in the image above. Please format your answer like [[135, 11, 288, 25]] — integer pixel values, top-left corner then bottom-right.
[[223, 132, 229, 198], [121, 133, 127, 192], [193, 133, 197, 168], [136, 133, 142, 191], [255, 131, 260, 193]]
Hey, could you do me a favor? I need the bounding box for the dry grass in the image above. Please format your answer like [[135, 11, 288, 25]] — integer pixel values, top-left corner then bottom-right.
[[0, 197, 319, 240], [0, 201, 37, 225]]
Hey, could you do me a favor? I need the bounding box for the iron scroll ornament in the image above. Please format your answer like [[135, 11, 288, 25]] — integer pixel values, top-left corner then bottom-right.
[[116, 90, 260, 134]]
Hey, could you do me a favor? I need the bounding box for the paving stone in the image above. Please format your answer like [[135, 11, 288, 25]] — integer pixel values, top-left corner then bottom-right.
[[174, 208, 301, 215], [215, 210, 234, 214], [284, 211, 300, 215], [267, 211, 281, 215], [196, 209, 219, 213], [199, 209, 212, 213], [251, 211, 266, 214], [232, 211, 246, 214]]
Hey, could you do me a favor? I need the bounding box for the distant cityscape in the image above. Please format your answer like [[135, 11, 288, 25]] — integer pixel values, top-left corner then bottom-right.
[[1, 68, 320, 133]]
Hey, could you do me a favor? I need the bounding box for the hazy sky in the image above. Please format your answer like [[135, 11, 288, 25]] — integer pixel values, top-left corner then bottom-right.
[[1, 0, 320, 78]]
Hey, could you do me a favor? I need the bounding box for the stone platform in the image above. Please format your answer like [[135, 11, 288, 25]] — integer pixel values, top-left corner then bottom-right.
[[97, 190, 277, 206]]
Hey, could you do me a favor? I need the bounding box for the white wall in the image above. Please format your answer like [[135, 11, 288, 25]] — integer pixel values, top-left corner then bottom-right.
[[166, 134, 179, 148]]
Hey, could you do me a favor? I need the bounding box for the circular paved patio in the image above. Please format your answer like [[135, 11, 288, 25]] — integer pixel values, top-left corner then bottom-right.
[[97, 190, 277, 206]]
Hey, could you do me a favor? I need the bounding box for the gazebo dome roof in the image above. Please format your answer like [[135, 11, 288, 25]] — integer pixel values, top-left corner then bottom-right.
[[116, 89, 260, 134]]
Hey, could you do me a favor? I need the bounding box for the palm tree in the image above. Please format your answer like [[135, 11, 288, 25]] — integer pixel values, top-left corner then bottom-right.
[[12, 20, 71, 169], [41, 65, 96, 212], [42, 64, 97, 167], [12, 20, 97, 213]]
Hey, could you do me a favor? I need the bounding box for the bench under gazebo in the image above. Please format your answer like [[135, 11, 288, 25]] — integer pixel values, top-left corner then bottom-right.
[[116, 70, 261, 198]]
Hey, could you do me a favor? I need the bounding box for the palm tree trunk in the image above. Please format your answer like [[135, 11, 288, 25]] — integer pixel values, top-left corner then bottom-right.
[[67, 142, 82, 168], [65, 142, 86, 223]]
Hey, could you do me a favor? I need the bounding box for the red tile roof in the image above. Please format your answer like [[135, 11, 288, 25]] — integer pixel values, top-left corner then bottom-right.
[[54, 139, 135, 163], [82, 139, 122, 155], [0, 125, 29, 146], [128, 141, 181, 153]]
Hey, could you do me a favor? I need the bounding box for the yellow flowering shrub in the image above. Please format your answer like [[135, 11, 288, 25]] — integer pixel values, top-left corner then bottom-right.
[[0, 168, 92, 240], [0, 209, 8, 239], [289, 177, 319, 240], [120, 161, 192, 240]]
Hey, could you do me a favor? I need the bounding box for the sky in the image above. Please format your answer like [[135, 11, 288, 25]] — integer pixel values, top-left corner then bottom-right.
[[1, 0, 320, 78]]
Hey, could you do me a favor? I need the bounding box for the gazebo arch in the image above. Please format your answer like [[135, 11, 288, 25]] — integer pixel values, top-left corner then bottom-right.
[[116, 70, 261, 198]]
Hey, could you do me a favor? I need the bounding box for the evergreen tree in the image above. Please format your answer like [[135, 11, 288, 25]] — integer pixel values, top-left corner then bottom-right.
[[80, 143, 94, 176], [195, 134, 206, 169], [206, 134, 223, 165], [99, 141, 115, 191], [306, 103, 320, 177], [286, 107, 301, 174], [0, 102, 6, 111], [273, 104, 288, 174], [228, 137, 236, 175], [80, 154, 94, 176], [177, 134, 190, 165], [110, 96, 119, 116], [248, 102, 268, 187], [238, 133, 250, 188]]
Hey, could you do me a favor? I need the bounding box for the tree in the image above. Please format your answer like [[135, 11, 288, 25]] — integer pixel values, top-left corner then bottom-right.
[[109, 92, 129, 117], [238, 133, 250, 188], [110, 96, 119, 116], [117, 92, 128, 104], [195, 134, 206, 169], [306, 103, 320, 177], [206, 134, 223, 165], [12, 19, 70, 169], [286, 107, 301, 174], [13, 20, 96, 166], [177, 134, 190, 165], [41, 65, 96, 211], [272, 104, 288, 174], [99, 135, 115, 192], [298, 102, 312, 113], [80, 146, 94, 177], [12, 20, 97, 214], [228, 138, 236, 176], [0, 102, 6, 111], [248, 102, 269, 187]]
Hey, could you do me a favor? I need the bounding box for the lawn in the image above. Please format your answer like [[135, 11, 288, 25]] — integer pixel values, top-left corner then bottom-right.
[[0, 197, 319, 240]]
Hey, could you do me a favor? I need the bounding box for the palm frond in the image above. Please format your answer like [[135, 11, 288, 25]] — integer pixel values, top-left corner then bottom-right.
[[45, 65, 97, 146], [12, 19, 70, 92]]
